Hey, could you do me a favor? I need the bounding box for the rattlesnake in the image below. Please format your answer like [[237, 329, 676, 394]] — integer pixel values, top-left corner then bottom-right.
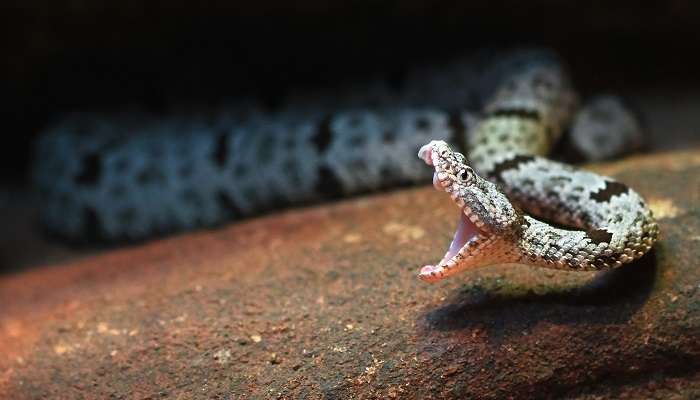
[[33, 47, 656, 279]]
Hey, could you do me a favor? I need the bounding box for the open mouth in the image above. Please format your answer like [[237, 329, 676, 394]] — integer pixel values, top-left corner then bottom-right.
[[418, 205, 489, 282], [418, 142, 490, 282]]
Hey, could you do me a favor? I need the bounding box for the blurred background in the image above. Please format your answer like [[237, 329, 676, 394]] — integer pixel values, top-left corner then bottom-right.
[[2, 1, 700, 272]]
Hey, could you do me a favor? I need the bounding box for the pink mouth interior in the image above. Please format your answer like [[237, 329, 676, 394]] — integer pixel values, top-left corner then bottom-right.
[[417, 142, 483, 281], [419, 209, 480, 276]]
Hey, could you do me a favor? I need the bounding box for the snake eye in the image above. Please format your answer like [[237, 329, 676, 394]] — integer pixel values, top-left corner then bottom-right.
[[458, 167, 474, 182]]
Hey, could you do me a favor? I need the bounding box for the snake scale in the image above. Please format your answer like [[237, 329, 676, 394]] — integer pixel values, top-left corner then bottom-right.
[[33, 48, 657, 281]]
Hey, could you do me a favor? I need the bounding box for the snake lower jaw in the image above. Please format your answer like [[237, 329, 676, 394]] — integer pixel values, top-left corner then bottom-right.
[[419, 140, 490, 282], [418, 209, 496, 283]]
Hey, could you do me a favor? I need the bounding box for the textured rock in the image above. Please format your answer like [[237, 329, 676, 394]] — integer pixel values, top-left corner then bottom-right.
[[1, 149, 699, 399]]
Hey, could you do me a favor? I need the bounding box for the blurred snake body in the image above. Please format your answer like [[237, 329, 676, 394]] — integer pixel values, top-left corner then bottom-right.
[[416, 54, 657, 281], [33, 48, 657, 280]]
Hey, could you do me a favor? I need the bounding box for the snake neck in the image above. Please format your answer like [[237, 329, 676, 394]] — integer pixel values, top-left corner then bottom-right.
[[467, 60, 579, 176]]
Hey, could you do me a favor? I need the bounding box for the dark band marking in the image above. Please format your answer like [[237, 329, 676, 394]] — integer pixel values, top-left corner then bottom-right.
[[114, 158, 129, 173], [380, 165, 412, 187], [416, 117, 431, 130], [110, 184, 127, 198], [587, 229, 613, 245], [312, 115, 333, 153], [590, 181, 630, 202], [545, 126, 555, 140], [488, 108, 541, 121], [316, 165, 344, 199], [532, 73, 554, 91], [136, 166, 165, 185], [348, 135, 366, 147], [212, 132, 229, 168], [382, 130, 397, 144], [83, 206, 102, 239], [75, 153, 101, 186], [216, 190, 243, 219], [476, 136, 489, 146], [347, 116, 362, 128], [592, 254, 619, 270], [448, 112, 465, 134], [448, 112, 466, 151], [490, 154, 537, 182], [610, 214, 623, 224], [116, 207, 136, 225], [550, 176, 572, 183], [233, 163, 248, 178]]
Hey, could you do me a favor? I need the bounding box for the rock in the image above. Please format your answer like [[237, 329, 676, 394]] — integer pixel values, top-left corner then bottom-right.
[[1, 150, 699, 399]]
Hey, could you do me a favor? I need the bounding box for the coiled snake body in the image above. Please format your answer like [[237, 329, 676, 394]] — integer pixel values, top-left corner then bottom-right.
[[34, 49, 657, 280]]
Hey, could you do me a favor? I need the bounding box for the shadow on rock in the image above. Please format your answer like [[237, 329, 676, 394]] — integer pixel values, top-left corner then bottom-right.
[[423, 249, 658, 334]]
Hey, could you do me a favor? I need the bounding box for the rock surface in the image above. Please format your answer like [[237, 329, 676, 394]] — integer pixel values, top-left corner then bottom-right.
[[1, 149, 699, 399]]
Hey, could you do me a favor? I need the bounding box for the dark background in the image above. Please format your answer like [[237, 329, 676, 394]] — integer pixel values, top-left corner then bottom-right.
[[2, 1, 700, 271], [3, 1, 700, 183]]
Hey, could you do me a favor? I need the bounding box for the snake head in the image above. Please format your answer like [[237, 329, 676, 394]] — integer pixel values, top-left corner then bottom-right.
[[417, 140, 523, 282]]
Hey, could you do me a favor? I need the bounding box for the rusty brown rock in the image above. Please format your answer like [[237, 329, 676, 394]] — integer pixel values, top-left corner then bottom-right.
[[1, 150, 699, 399]]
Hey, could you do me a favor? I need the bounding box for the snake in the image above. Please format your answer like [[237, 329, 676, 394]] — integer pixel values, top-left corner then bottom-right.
[[416, 59, 658, 282], [33, 47, 657, 278]]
